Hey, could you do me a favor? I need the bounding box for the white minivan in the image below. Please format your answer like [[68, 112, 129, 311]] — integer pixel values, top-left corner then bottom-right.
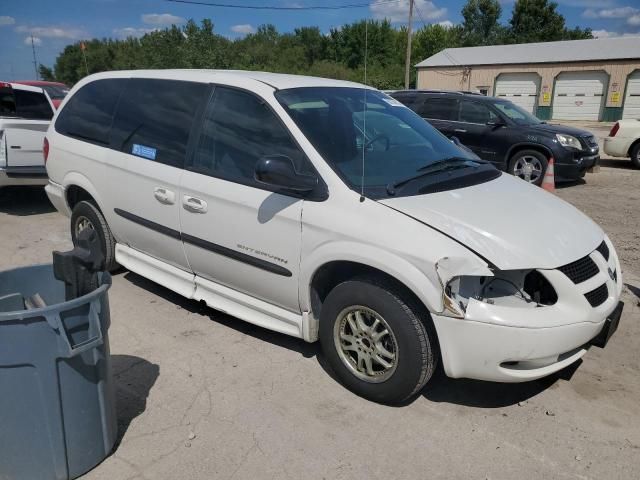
[[45, 70, 623, 404]]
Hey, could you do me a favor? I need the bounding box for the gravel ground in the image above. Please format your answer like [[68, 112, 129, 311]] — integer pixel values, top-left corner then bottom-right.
[[0, 157, 638, 480]]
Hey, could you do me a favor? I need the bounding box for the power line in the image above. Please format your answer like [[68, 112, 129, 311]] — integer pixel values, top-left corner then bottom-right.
[[166, 0, 404, 10]]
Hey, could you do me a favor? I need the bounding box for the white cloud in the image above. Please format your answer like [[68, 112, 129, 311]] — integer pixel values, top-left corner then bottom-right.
[[629, 14, 640, 26], [141, 13, 186, 26], [0, 16, 15, 26], [438, 20, 454, 28], [230, 24, 256, 34], [370, 0, 446, 23], [583, 6, 638, 18], [592, 29, 617, 38], [23, 36, 42, 46], [113, 27, 157, 38], [15, 25, 87, 39]]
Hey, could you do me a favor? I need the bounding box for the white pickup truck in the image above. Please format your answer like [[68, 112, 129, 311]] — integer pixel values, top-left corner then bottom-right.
[[0, 81, 54, 188]]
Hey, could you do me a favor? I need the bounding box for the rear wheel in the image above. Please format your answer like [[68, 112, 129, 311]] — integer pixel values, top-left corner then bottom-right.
[[508, 149, 548, 186], [319, 277, 437, 404], [70, 200, 118, 272], [631, 143, 640, 169]]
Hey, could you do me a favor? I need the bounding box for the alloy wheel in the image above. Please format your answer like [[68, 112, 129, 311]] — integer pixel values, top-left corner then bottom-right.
[[513, 155, 543, 183], [333, 306, 398, 383]]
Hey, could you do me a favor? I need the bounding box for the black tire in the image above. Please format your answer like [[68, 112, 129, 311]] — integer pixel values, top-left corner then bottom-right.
[[319, 277, 437, 404], [70, 200, 118, 272], [630, 143, 640, 169], [508, 149, 549, 186]]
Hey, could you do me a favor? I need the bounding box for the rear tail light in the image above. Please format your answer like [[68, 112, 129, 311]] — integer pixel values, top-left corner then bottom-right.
[[0, 82, 11, 89], [609, 122, 620, 137], [43, 137, 49, 164]]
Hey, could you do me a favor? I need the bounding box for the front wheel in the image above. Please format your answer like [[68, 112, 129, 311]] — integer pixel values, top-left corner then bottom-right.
[[70, 200, 118, 272], [319, 277, 437, 404], [508, 150, 548, 186]]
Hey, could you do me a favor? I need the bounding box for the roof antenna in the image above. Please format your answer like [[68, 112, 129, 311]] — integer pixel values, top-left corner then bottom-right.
[[359, 19, 368, 203]]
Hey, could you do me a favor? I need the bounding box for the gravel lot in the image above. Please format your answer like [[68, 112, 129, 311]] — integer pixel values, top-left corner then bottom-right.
[[1, 148, 638, 480]]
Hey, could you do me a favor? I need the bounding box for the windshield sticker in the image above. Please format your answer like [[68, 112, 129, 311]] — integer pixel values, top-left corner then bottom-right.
[[132, 144, 157, 160], [382, 97, 406, 107]]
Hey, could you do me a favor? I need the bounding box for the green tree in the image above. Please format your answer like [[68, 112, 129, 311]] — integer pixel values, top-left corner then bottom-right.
[[38, 64, 55, 81], [508, 0, 592, 43], [413, 23, 464, 64], [461, 0, 505, 46]]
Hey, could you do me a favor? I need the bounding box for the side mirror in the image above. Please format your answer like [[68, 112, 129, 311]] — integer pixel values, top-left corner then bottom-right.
[[487, 119, 506, 128], [255, 155, 318, 193]]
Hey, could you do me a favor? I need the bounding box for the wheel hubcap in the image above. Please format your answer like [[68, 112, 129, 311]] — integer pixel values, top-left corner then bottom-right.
[[75, 216, 95, 236], [513, 155, 543, 183], [333, 306, 398, 383]]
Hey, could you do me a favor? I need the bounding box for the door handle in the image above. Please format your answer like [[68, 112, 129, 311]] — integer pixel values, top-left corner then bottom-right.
[[183, 195, 207, 213], [153, 187, 175, 205], [10, 145, 21, 149], [454, 129, 467, 133]]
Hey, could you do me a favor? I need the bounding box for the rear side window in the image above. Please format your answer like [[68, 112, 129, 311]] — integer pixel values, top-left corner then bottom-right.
[[191, 86, 312, 184], [459, 100, 496, 124], [0, 87, 16, 116], [110, 79, 209, 168], [419, 97, 458, 121], [6, 89, 53, 120], [56, 79, 125, 144], [391, 93, 420, 109]]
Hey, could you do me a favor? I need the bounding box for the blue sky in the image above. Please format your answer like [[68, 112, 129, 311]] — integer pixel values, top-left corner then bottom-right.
[[1, 0, 639, 80]]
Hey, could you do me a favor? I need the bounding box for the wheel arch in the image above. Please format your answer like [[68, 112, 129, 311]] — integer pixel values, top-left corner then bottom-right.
[[300, 245, 444, 341], [505, 143, 553, 166], [628, 137, 640, 157], [63, 172, 103, 212]]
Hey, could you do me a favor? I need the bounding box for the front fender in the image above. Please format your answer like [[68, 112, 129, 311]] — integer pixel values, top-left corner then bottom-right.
[[299, 240, 444, 315]]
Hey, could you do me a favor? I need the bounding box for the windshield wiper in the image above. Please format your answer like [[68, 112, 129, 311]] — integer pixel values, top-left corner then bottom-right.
[[386, 158, 480, 195]]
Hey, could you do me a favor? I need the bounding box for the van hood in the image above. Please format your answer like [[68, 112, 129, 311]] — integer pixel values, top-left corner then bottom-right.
[[378, 174, 603, 270]]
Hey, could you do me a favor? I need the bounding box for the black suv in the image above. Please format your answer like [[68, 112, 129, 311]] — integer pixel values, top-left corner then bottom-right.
[[390, 90, 600, 185]]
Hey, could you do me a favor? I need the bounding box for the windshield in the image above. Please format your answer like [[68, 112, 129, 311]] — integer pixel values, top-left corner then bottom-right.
[[42, 85, 70, 100], [275, 87, 479, 194], [493, 100, 542, 126]]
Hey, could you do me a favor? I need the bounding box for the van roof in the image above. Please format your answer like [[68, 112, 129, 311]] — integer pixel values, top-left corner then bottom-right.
[[84, 69, 373, 91]]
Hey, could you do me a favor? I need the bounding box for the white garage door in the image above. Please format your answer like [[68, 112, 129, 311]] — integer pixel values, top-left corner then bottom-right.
[[552, 71, 607, 121], [494, 73, 540, 113], [623, 71, 640, 119]]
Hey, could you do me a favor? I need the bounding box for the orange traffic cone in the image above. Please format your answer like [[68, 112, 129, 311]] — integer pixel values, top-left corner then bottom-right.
[[542, 157, 556, 192]]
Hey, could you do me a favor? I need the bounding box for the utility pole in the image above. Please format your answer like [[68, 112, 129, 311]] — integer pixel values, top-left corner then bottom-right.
[[404, 0, 414, 89], [31, 35, 39, 80]]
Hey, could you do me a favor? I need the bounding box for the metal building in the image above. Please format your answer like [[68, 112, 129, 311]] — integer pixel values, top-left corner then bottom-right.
[[415, 37, 640, 121]]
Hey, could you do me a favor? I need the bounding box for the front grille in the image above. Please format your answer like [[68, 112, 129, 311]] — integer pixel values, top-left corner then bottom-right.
[[558, 256, 599, 284], [596, 240, 610, 261], [584, 283, 608, 307]]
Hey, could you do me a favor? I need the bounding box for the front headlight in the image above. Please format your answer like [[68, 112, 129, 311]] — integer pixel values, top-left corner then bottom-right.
[[441, 270, 557, 318], [555, 133, 582, 150]]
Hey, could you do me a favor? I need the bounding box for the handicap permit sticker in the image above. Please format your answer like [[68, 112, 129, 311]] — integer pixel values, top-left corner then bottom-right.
[[132, 144, 157, 160]]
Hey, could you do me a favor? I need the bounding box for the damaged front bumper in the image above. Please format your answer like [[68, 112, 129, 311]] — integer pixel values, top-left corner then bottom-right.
[[431, 239, 623, 382]]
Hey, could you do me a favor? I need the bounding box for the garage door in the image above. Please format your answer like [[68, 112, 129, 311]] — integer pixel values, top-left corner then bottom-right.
[[623, 71, 640, 119], [552, 71, 607, 121], [494, 73, 539, 113]]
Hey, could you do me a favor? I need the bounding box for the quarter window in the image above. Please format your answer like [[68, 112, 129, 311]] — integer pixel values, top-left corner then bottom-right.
[[110, 79, 209, 168], [55, 79, 125, 144], [192, 87, 312, 184]]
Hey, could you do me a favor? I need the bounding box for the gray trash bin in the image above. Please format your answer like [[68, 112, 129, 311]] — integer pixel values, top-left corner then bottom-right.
[[0, 264, 116, 480]]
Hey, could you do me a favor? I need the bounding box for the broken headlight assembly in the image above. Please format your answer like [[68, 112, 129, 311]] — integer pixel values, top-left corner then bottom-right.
[[440, 269, 558, 319]]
